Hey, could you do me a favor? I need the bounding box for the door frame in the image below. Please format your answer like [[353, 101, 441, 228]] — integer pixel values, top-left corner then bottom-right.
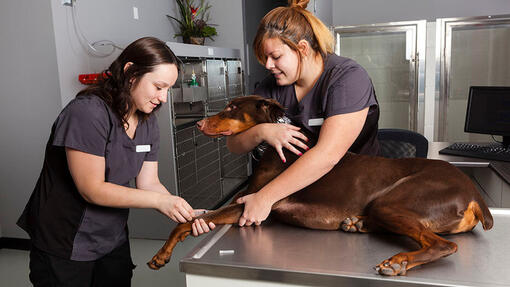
[[436, 15, 510, 141], [333, 20, 426, 133]]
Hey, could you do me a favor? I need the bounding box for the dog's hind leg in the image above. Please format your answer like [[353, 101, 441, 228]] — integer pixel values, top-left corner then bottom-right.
[[366, 206, 458, 276], [147, 203, 244, 270]]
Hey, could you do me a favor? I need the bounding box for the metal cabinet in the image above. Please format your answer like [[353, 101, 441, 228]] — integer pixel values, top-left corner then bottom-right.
[[206, 59, 228, 113], [226, 60, 243, 100], [174, 60, 208, 103], [169, 48, 249, 203], [175, 123, 222, 210]]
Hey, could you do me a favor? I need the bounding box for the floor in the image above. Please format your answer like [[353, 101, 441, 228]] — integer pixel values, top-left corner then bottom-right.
[[0, 236, 204, 287]]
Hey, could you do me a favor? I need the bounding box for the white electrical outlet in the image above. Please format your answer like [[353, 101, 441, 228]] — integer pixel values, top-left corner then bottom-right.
[[62, 0, 73, 6], [133, 7, 139, 20]]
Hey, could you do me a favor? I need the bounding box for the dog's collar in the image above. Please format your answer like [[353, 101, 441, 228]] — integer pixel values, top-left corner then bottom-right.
[[275, 115, 292, 124]]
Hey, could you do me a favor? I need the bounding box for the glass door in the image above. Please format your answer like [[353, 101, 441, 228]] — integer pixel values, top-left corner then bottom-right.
[[437, 15, 510, 142], [334, 21, 426, 133]]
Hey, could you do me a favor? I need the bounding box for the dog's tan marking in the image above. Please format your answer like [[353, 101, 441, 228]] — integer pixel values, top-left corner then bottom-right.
[[242, 112, 256, 127], [213, 113, 256, 135], [451, 201, 480, 233], [215, 119, 244, 133]]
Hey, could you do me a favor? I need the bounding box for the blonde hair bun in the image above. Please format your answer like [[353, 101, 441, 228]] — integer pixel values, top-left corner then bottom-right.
[[288, 0, 309, 9]]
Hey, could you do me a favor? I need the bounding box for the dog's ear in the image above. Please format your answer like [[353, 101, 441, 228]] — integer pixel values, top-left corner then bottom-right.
[[257, 98, 285, 123]]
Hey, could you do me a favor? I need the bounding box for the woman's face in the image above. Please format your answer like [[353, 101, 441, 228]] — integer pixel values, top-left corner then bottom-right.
[[130, 63, 178, 114], [263, 37, 300, 86]]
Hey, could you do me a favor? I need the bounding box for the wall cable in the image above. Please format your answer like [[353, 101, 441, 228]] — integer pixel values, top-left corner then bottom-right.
[[70, 1, 123, 57]]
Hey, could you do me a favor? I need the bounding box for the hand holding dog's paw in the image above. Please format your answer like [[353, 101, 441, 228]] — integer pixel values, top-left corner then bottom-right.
[[191, 218, 215, 236], [156, 194, 194, 223]]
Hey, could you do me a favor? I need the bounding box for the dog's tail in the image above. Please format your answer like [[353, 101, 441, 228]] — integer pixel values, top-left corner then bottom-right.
[[473, 195, 494, 230]]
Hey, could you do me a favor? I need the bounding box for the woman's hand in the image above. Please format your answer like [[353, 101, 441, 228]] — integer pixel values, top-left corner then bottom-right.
[[156, 194, 194, 223], [191, 218, 216, 237], [260, 123, 308, 162], [236, 193, 273, 226]]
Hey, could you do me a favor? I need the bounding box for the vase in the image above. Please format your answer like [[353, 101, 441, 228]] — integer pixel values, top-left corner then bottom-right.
[[183, 36, 205, 45]]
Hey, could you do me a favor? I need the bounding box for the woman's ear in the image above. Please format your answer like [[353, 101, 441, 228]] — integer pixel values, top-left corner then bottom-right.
[[124, 62, 135, 88], [123, 62, 133, 73], [297, 40, 310, 57]]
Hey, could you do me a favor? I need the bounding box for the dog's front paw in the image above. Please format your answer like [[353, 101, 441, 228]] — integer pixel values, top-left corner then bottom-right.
[[147, 253, 170, 270], [341, 216, 365, 232], [375, 257, 408, 276]]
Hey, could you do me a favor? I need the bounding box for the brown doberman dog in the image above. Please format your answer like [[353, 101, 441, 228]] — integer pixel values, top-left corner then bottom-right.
[[148, 95, 493, 276]]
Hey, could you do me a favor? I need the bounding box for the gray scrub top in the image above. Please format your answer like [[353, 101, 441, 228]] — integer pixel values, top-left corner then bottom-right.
[[17, 94, 160, 261], [255, 54, 379, 155]]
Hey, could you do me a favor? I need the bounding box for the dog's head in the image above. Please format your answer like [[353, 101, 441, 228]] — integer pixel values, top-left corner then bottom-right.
[[196, 95, 285, 137]]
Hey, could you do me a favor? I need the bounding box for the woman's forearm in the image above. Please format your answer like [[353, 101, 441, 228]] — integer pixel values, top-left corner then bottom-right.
[[137, 181, 170, 195], [81, 181, 194, 222], [226, 124, 265, 154], [257, 147, 342, 204], [80, 181, 163, 209]]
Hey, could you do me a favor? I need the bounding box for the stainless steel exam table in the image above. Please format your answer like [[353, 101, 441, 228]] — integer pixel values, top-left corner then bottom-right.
[[180, 208, 510, 287]]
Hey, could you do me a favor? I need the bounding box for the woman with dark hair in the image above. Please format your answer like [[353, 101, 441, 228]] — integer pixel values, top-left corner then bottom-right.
[[227, 0, 380, 227], [17, 37, 214, 286]]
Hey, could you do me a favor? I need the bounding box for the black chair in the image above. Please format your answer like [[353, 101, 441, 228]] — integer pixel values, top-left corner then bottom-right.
[[377, 129, 429, 158]]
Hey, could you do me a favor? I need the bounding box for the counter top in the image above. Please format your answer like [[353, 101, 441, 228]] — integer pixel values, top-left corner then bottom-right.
[[428, 142, 510, 184], [181, 208, 510, 287]]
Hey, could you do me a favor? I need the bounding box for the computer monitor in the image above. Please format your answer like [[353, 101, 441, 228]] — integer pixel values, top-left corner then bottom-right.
[[465, 86, 510, 148]]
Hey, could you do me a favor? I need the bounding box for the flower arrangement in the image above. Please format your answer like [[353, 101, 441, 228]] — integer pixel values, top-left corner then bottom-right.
[[167, 0, 217, 44]]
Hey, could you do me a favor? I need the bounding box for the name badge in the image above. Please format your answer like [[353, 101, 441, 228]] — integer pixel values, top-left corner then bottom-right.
[[136, 145, 151, 153], [308, 118, 324, 126]]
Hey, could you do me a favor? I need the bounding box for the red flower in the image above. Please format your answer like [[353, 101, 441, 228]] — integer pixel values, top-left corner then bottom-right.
[[190, 6, 198, 18]]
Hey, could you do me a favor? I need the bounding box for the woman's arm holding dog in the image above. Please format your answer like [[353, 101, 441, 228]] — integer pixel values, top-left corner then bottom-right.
[[66, 148, 194, 222], [67, 149, 214, 235], [227, 123, 308, 162], [236, 108, 368, 226]]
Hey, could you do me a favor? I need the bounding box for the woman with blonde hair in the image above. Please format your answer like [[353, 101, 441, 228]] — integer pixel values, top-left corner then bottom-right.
[[227, 0, 380, 226]]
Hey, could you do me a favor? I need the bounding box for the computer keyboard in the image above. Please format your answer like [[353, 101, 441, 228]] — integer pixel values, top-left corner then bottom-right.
[[439, 142, 510, 162]]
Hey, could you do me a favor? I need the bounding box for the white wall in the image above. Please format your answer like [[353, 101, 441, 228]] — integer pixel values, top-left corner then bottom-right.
[[0, 0, 62, 238], [50, 0, 177, 106], [306, 0, 332, 27], [209, 0, 245, 62]]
